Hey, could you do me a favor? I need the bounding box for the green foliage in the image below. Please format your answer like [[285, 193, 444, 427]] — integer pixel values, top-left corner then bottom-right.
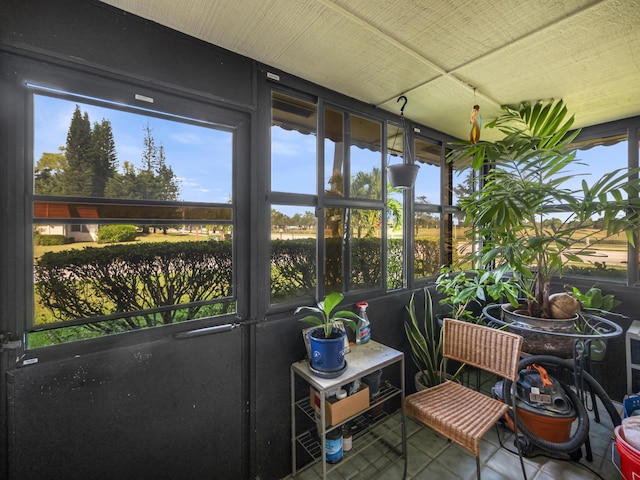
[[28, 301, 236, 347], [404, 287, 445, 386], [350, 237, 383, 288], [96, 224, 137, 244], [448, 99, 640, 318], [436, 266, 521, 323], [271, 237, 437, 299], [34, 234, 70, 246], [62, 106, 94, 196], [414, 239, 440, 278], [270, 239, 316, 302], [34, 151, 67, 195], [387, 238, 404, 290], [294, 291, 360, 338], [563, 262, 625, 278], [104, 125, 180, 203], [34, 104, 180, 205], [33, 235, 439, 343], [91, 118, 118, 197], [34, 240, 232, 326], [571, 285, 621, 312]]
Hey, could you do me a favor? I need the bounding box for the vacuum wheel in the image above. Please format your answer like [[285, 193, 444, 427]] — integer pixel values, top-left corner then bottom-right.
[[515, 434, 535, 457]]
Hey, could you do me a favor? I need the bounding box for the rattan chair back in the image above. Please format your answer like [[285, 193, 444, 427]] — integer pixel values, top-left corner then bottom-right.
[[442, 318, 522, 381]]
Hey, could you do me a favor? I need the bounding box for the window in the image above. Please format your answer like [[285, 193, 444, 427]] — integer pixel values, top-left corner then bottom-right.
[[270, 92, 318, 304], [270, 92, 397, 302], [413, 137, 442, 278], [449, 149, 474, 267], [350, 115, 383, 200], [387, 123, 404, 290], [323, 109, 385, 294], [30, 89, 239, 347], [561, 136, 630, 280], [271, 92, 317, 195], [324, 108, 344, 197]]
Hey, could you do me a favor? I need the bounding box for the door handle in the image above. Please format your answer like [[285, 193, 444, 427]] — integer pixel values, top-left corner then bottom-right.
[[173, 322, 240, 340]]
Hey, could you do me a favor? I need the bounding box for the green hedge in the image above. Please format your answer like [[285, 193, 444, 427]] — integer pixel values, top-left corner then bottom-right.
[[35, 234, 71, 246], [34, 237, 441, 342], [96, 224, 137, 243], [270, 237, 439, 301], [35, 240, 233, 327]]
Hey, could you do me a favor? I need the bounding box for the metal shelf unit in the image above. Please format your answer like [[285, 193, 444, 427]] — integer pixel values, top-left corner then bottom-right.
[[290, 341, 406, 479]]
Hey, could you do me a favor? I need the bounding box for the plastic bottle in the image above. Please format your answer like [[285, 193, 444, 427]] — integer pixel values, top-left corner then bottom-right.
[[355, 301, 371, 344], [325, 428, 343, 463], [342, 423, 352, 452]]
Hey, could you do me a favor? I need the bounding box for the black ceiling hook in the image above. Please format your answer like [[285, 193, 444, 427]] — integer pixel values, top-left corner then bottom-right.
[[397, 95, 408, 115]]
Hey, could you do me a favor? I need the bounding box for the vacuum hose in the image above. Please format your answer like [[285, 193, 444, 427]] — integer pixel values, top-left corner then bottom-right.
[[502, 356, 591, 454]]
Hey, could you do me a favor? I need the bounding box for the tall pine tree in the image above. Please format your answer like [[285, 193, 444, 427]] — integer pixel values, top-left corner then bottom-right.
[[61, 106, 93, 196], [42, 106, 117, 198], [48, 107, 179, 204], [104, 123, 180, 203], [91, 119, 117, 197], [139, 124, 180, 201]]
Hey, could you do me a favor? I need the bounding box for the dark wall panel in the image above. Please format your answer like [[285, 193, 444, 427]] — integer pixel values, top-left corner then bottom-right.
[[8, 329, 246, 480], [1, 0, 254, 107]]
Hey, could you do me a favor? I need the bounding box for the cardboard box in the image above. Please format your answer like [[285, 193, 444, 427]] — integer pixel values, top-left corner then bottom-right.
[[310, 384, 369, 426]]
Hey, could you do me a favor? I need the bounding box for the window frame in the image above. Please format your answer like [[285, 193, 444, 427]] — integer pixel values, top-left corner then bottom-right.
[[412, 133, 448, 281], [21, 65, 251, 352]]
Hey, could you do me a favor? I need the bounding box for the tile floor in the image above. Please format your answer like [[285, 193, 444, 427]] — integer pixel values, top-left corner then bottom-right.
[[285, 373, 623, 480]]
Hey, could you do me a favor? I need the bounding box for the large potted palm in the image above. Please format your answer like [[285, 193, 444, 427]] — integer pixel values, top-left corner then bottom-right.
[[448, 99, 640, 351]]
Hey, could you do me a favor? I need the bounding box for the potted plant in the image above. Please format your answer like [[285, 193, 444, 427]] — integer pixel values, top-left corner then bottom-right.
[[435, 265, 522, 323], [572, 285, 623, 362], [404, 286, 464, 390], [295, 291, 361, 377], [448, 99, 640, 325]]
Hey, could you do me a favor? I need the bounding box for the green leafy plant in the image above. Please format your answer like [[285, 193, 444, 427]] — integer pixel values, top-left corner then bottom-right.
[[97, 224, 137, 243], [294, 291, 360, 338], [448, 99, 640, 319], [404, 287, 464, 386], [570, 284, 623, 335], [436, 266, 522, 323], [567, 285, 625, 361], [571, 285, 621, 313]]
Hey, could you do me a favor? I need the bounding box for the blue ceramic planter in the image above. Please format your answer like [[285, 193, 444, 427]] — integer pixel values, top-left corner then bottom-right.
[[308, 327, 346, 375]]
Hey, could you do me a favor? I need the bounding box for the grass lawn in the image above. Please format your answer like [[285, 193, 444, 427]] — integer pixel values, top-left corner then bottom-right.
[[34, 231, 206, 259]]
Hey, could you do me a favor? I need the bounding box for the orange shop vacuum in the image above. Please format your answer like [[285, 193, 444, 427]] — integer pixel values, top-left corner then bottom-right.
[[493, 364, 589, 457]]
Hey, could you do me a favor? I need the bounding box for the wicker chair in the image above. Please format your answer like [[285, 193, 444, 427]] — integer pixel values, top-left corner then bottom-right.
[[403, 318, 527, 479]]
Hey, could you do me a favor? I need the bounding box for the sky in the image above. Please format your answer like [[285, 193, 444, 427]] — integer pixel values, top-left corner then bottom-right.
[[34, 93, 630, 219], [34, 94, 233, 204]]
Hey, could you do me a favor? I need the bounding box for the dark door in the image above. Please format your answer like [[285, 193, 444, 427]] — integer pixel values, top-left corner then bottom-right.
[[1, 54, 252, 479]]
